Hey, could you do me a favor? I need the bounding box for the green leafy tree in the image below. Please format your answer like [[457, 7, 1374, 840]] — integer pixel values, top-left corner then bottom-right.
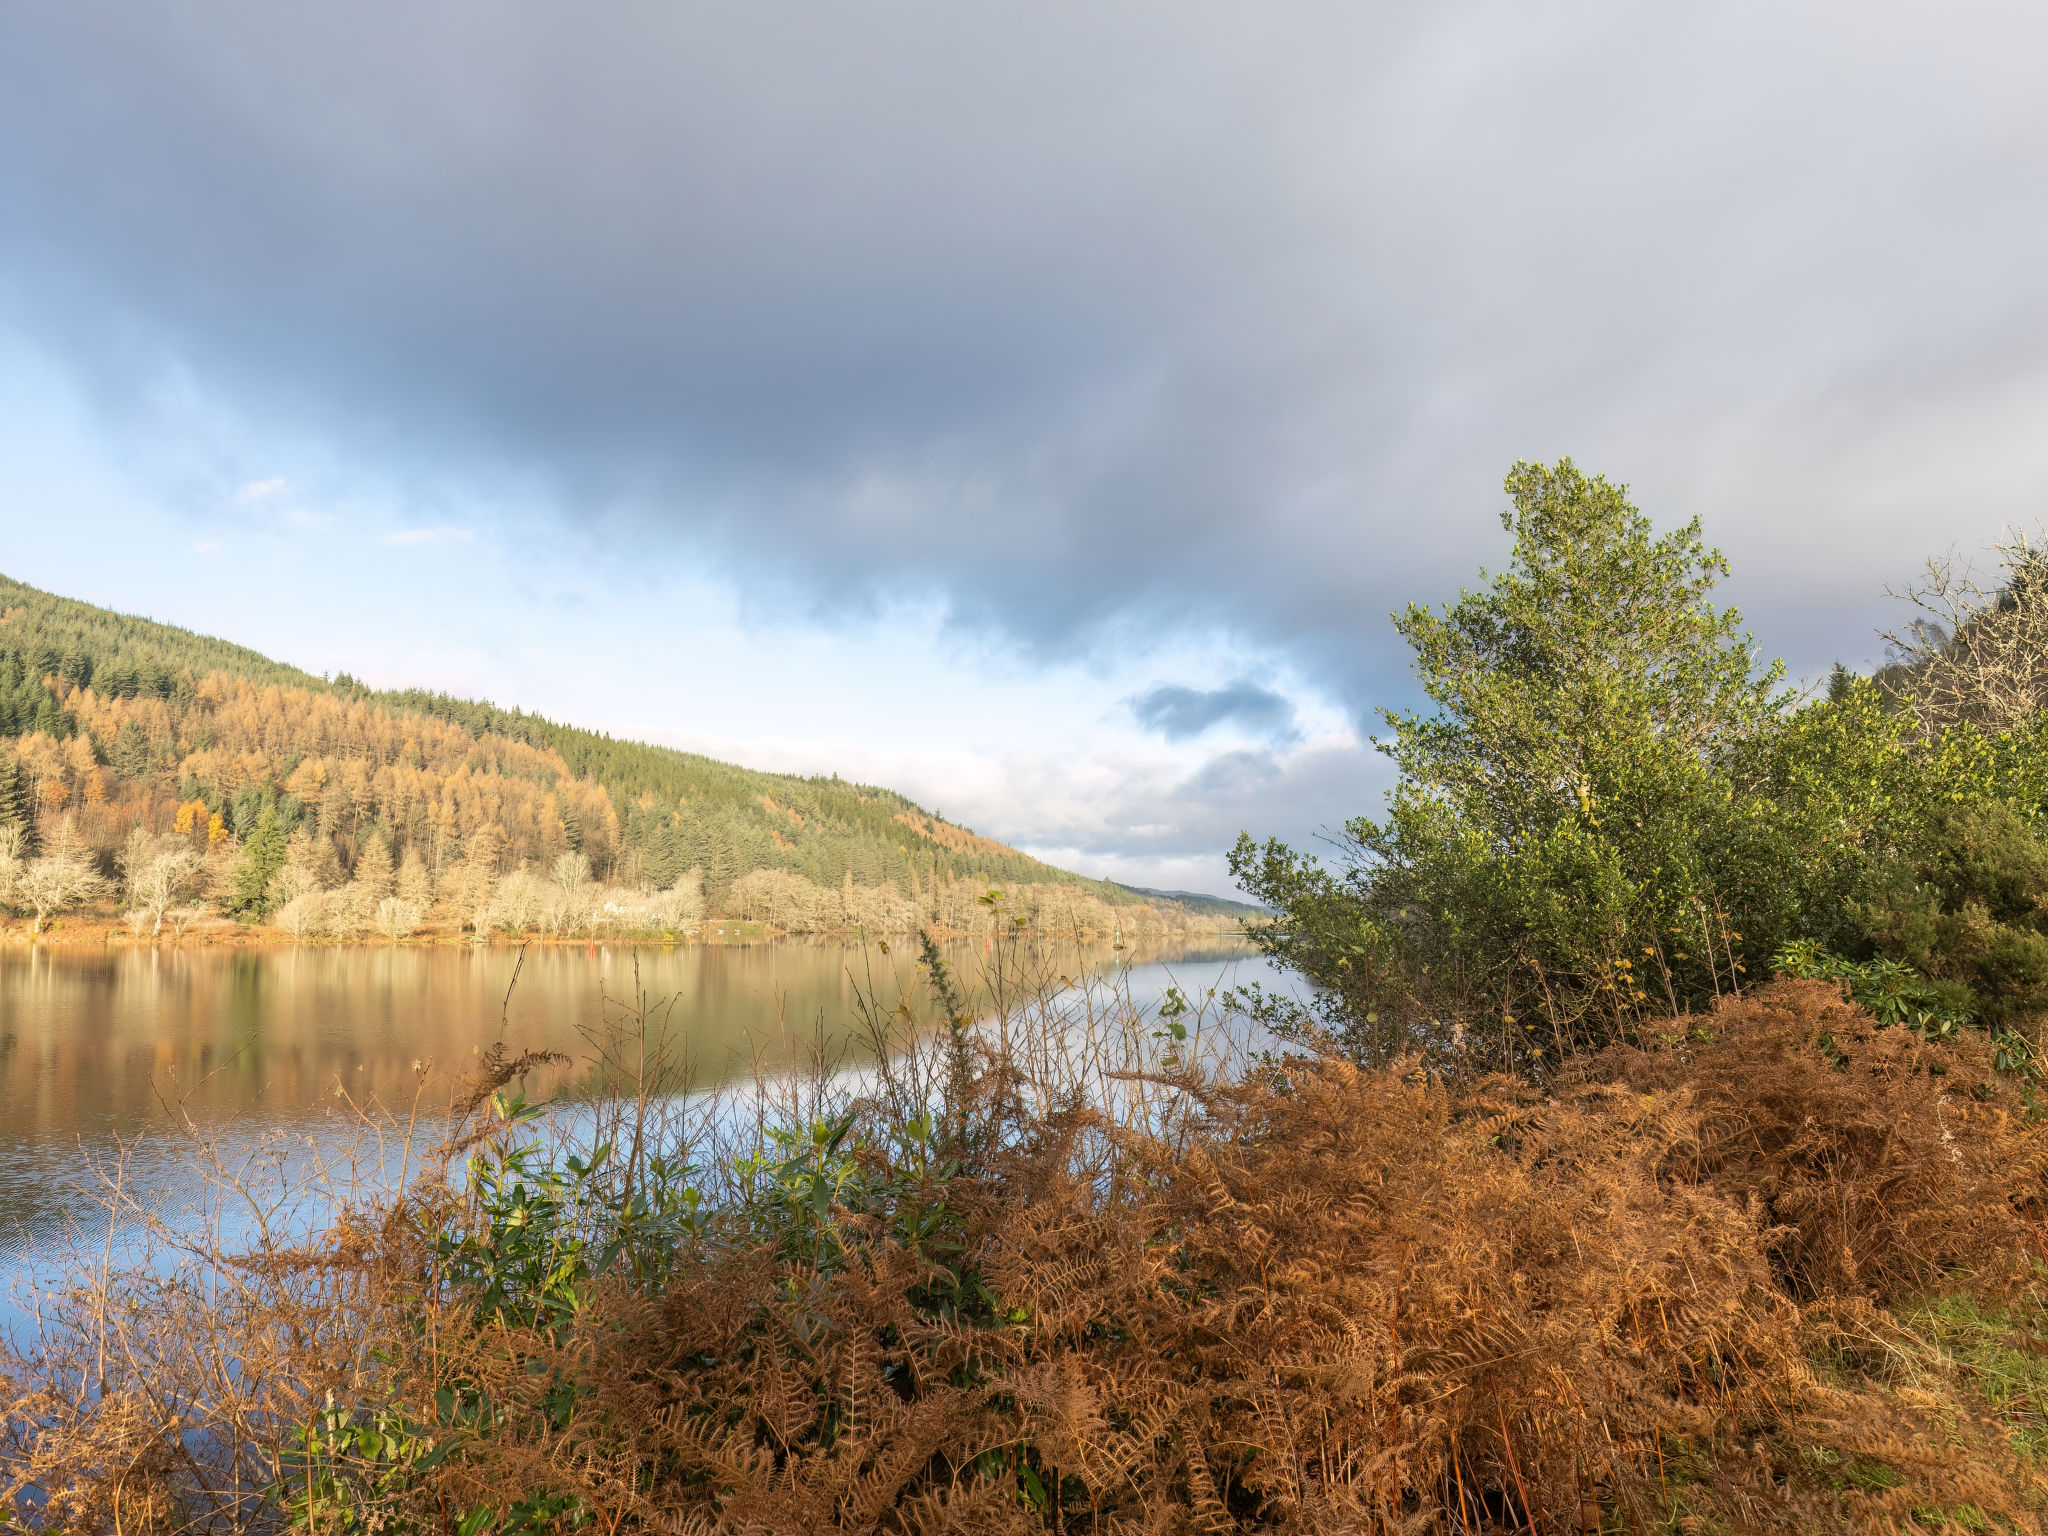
[[1233, 460, 1787, 1065]]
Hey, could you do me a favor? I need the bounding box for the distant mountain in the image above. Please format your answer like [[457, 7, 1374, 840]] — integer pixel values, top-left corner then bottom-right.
[[0, 571, 1151, 909], [1114, 883, 1268, 920]]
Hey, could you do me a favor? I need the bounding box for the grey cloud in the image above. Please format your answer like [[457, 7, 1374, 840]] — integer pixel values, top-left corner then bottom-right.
[[1000, 737, 1385, 895], [2, 2, 2047, 716], [1129, 680, 1297, 742]]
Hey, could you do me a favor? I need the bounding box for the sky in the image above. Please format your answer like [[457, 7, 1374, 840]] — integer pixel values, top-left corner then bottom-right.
[[0, 2, 2045, 895]]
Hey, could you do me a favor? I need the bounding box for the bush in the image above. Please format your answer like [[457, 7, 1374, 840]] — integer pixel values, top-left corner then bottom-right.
[[1234, 461, 2048, 1072], [1852, 799, 2048, 1033]]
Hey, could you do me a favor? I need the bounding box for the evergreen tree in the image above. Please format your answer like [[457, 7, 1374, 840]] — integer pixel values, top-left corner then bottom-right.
[[644, 821, 684, 888], [110, 717, 152, 778], [285, 826, 329, 889], [310, 830, 344, 888], [232, 806, 287, 915], [231, 781, 275, 839], [0, 760, 27, 845]]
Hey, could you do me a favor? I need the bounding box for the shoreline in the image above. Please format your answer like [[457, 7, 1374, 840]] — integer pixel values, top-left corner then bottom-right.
[[0, 915, 1249, 950]]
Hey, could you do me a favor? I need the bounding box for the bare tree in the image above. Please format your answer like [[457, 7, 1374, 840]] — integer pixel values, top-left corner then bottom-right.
[[1882, 527, 2048, 734], [544, 854, 593, 935], [17, 820, 107, 935], [323, 885, 367, 939], [267, 862, 321, 908], [374, 895, 421, 942], [121, 828, 203, 937], [268, 863, 328, 941], [551, 851, 592, 893], [491, 870, 546, 935]]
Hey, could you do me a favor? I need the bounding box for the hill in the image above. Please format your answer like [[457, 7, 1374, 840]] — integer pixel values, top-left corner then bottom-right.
[[1113, 883, 1267, 920], [0, 572, 1175, 929]]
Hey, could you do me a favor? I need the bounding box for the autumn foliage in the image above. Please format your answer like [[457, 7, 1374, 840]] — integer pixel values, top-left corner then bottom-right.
[[7, 978, 2048, 1533], [15, 674, 626, 877], [2, 672, 1207, 938]]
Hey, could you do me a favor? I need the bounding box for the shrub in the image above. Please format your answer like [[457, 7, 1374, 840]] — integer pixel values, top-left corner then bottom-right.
[[1234, 462, 2048, 1073], [1851, 799, 2048, 1033]]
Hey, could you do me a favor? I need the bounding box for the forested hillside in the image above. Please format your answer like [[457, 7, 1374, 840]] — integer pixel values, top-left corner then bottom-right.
[[1113, 883, 1268, 919], [0, 572, 1172, 934]]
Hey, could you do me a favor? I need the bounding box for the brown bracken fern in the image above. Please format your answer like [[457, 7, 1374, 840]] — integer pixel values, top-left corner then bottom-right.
[[7, 978, 2048, 1532]]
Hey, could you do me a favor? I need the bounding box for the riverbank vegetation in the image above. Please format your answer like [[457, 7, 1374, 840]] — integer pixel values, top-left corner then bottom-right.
[[1233, 460, 2048, 1077], [0, 834, 1217, 945], [7, 460, 2048, 1531], [6, 955, 2047, 1532]]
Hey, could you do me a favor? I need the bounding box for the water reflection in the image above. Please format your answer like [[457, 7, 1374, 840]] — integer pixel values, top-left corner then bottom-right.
[[0, 936, 1269, 1259]]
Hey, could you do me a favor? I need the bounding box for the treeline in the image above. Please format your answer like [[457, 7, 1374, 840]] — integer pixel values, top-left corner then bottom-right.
[[0, 573, 1156, 934], [0, 575, 322, 696], [722, 868, 1214, 938], [360, 682, 1069, 893]]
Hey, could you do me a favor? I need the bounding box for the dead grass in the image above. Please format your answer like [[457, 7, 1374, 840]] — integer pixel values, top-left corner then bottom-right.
[[5, 973, 2048, 1533]]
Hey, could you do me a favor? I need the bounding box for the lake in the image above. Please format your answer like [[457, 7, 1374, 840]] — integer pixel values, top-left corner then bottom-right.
[[0, 934, 1272, 1264]]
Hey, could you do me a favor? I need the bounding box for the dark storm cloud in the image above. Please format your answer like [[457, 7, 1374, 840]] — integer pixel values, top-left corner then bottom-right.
[[1130, 680, 1297, 743], [2, 1, 2046, 714]]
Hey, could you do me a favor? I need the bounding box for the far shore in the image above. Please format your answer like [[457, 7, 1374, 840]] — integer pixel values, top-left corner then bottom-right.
[[0, 915, 1247, 950]]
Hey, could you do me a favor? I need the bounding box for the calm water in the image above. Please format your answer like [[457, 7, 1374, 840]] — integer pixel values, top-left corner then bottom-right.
[[0, 935, 1267, 1260]]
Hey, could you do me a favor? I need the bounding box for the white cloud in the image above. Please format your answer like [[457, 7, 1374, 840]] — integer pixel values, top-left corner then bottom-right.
[[379, 527, 475, 547], [233, 477, 286, 506]]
